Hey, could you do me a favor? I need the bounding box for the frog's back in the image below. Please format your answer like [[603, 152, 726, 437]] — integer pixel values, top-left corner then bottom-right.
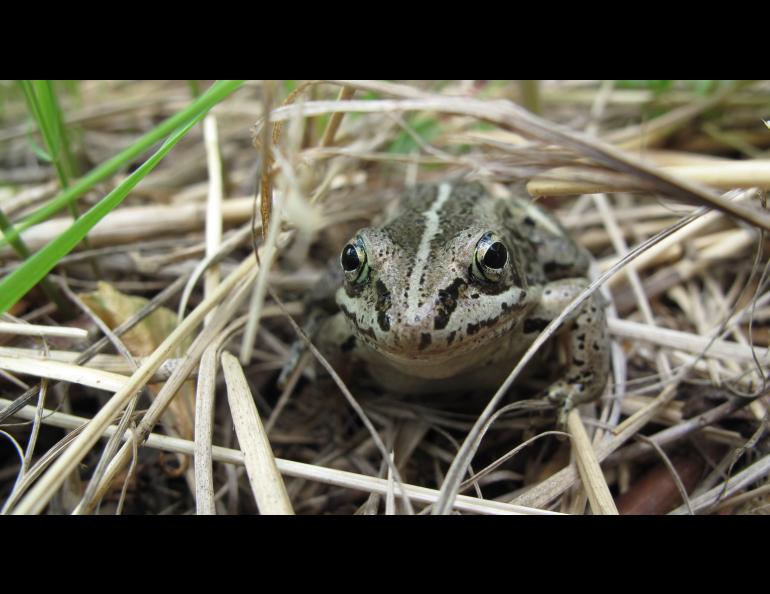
[[385, 182, 590, 286]]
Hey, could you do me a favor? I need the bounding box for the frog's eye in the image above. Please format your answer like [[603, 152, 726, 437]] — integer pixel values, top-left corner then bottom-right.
[[340, 236, 369, 284], [472, 232, 508, 283]]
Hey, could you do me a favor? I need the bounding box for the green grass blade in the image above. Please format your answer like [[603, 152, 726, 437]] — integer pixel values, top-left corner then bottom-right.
[[17, 81, 43, 129], [0, 80, 245, 315], [19, 81, 62, 168], [0, 80, 244, 250], [40, 80, 78, 180], [21, 80, 99, 276], [26, 80, 82, 179], [18, 82, 53, 161], [187, 80, 202, 98], [0, 207, 70, 312], [7, 82, 61, 260], [0, 209, 30, 257], [8, 81, 73, 309], [19, 80, 75, 217]]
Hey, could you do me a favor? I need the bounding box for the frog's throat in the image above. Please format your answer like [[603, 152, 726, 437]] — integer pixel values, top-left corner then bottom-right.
[[364, 330, 520, 380]]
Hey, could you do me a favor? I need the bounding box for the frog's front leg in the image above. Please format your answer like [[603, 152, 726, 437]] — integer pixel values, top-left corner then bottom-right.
[[315, 311, 361, 361], [526, 278, 610, 414]]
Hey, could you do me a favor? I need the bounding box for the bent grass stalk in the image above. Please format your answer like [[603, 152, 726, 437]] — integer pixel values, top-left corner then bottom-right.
[[0, 81, 245, 316], [0, 80, 244, 251]]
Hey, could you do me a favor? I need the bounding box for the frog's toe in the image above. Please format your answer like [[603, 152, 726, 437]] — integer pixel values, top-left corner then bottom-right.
[[545, 380, 575, 414], [545, 379, 589, 424], [546, 376, 606, 425]]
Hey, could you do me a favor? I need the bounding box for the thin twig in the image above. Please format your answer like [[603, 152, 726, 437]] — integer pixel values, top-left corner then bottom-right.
[[0, 396, 557, 515]]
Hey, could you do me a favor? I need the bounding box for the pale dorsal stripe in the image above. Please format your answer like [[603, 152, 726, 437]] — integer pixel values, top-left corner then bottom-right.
[[406, 182, 453, 322]]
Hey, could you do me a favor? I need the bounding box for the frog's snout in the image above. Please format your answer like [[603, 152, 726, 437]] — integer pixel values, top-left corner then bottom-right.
[[390, 323, 431, 352], [384, 306, 445, 355]]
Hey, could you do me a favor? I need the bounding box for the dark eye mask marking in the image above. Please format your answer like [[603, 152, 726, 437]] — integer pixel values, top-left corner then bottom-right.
[[434, 277, 467, 330], [339, 304, 377, 341], [343, 281, 366, 299], [523, 318, 550, 334], [377, 313, 391, 332], [375, 280, 392, 332]]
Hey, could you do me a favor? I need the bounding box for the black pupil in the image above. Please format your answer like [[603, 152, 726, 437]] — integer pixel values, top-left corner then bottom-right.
[[483, 242, 507, 269], [341, 245, 361, 272]]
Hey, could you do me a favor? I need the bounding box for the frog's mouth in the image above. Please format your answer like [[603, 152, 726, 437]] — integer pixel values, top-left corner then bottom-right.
[[369, 316, 521, 379]]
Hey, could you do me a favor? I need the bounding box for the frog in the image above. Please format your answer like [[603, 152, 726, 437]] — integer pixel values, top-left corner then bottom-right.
[[310, 181, 609, 411]]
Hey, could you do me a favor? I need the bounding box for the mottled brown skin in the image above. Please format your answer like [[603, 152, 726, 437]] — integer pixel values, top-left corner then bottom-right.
[[318, 181, 610, 408]]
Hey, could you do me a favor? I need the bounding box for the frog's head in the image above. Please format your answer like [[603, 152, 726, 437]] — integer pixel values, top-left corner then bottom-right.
[[335, 182, 538, 379]]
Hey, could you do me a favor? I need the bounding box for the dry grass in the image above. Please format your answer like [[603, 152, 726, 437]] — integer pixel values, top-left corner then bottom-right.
[[1, 79, 770, 515]]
